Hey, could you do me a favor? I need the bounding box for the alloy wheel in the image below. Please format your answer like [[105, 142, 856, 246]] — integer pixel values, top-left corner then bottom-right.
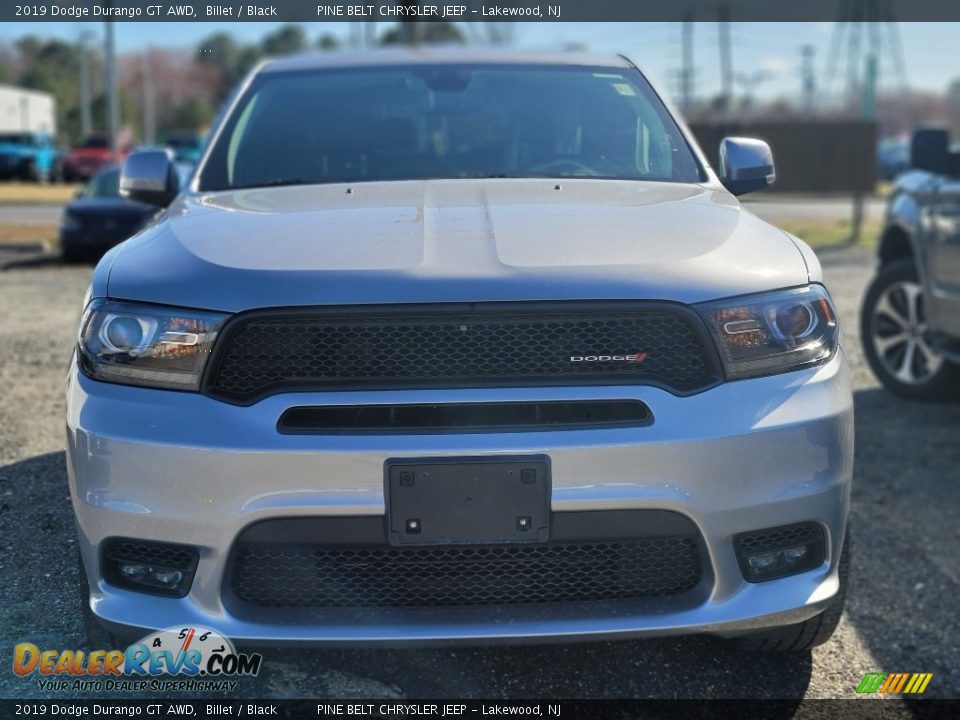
[[869, 280, 944, 385]]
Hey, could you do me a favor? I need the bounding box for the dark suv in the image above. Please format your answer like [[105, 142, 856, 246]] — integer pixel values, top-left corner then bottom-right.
[[862, 129, 960, 398]]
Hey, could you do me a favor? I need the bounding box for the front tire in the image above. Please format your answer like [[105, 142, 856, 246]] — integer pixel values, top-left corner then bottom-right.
[[860, 258, 960, 400], [732, 536, 849, 652], [60, 242, 86, 264]]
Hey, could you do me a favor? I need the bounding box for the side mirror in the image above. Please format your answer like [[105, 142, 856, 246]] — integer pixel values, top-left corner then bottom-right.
[[910, 128, 949, 174], [719, 137, 776, 196], [119, 148, 179, 206]]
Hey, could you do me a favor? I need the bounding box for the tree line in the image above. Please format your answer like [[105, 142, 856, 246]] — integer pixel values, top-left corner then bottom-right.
[[0, 22, 468, 146]]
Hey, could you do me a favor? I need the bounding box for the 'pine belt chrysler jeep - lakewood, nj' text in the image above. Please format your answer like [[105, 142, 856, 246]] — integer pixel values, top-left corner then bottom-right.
[[68, 49, 853, 651]]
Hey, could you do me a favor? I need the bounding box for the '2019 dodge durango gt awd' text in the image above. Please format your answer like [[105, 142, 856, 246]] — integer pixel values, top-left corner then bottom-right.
[[68, 49, 853, 651]]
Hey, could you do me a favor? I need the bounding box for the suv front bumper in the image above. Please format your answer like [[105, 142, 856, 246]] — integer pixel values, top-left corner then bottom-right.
[[67, 351, 853, 645]]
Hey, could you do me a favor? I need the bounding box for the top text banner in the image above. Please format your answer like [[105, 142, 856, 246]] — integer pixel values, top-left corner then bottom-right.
[[7, 0, 960, 23]]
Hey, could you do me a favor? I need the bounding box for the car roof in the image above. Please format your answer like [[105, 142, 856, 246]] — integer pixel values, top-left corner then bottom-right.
[[259, 47, 634, 74]]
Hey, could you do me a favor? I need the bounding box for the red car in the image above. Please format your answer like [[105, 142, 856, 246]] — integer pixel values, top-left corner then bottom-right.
[[61, 135, 127, 182]]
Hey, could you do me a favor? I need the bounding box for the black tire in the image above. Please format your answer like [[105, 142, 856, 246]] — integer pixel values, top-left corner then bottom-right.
[[732, 536, 850, 652], [860, 258, 960, 400], [20, 159, 39, 182], [60, 242, 86, 264]]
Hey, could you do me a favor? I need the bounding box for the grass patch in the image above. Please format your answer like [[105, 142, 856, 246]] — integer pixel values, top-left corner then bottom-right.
[[776, 218, 880, 249], [0, 222, 58, 249], [0, 182, 79, 205]]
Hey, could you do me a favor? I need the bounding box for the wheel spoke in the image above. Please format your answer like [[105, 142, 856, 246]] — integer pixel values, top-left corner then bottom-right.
[[874, 293, 908, 330], [875, 331, 909, 354], [901, 282, 923, 326], [894, 339, 918, 383], [916, 337, 945, 375]]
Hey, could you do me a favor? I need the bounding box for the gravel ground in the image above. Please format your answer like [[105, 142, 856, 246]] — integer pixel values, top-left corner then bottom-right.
[[1, 246, 958, 701]]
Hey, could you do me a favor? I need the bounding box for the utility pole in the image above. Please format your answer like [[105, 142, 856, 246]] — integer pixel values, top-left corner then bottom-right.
[[680, 15, 694, 115], [141, 48, 155, 145], [823, 0, 909, 119], [800, 44, 816, 117], [79, 30, 94, 137], [718, 4, 733, 119], [104, 21, 120, 162], [822, 0, 907, 243]]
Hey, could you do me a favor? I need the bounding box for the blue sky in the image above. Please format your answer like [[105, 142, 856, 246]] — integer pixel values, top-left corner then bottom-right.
[[2, 21, 958, 104]]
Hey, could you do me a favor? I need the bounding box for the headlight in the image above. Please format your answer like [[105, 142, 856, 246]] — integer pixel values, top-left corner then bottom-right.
[[78, 300, 228, 390], [696, 285, 839, 380], [61, 213, 81, 232]]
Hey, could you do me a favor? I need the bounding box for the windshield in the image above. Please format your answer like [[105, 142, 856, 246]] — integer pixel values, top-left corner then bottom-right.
[[198, 64, 703, 191], [82, 168, 120, 198], [0, 133, 33, 145], [81, 136, 109, 149], [162, 135, 201, 149]]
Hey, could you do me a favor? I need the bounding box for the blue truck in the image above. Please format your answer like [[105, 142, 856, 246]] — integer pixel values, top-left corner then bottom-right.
[[0, 131, 61, 182]]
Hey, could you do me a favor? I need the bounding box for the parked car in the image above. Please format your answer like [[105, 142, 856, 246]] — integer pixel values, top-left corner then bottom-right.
[[861, 128, 960, 399], [59, 165, 159, 262], [0, 131, 60, 182], [157, 129, 205, 164], [69, 49, 853, 651], [61, 134, 125, 182], [876, 136, 910, 181]]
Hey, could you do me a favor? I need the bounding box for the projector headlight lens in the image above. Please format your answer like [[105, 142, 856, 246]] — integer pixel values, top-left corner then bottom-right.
[[697, 284, 839, 380], [78, 300, 228, 390]]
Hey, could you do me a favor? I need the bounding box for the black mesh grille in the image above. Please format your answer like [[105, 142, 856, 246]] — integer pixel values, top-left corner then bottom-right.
[[230, 536, 703, 608], [736, 523, 822, 554], [205, 303, 718, 403], [103, 539, 197, 571]]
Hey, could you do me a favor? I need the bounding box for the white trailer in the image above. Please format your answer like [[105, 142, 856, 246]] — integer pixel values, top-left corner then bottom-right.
[[0, 85, 56, 135]]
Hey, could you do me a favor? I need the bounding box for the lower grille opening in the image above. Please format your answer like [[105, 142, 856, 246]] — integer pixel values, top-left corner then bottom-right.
[[101, 538, 199, 598], [227, 511, 706, 610], [278, 400, 652, 434], [734, 522, 825, 582]]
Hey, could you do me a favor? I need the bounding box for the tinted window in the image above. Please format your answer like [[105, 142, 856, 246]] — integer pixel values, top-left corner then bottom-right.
[[82, 137, 110, 149], [83, 169, 120, 198], [199, 64, 702, 191], [0, 133, 34, 145]]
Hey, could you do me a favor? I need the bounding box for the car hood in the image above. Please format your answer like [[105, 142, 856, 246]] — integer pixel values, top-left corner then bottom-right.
[[66, 197, 155, 217], [67, 148, 110, 161], [0, 144, 31, 157], [105, 179, 810, 312]]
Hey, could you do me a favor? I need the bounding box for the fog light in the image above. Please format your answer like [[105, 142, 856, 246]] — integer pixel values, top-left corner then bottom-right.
[[119, 563, 147, 578], [782, 546, 810, 563], [152, 569, 183, 587], [102, 539, 199, 598], [734, 523, 825, 583], [747, 552, 779, 572]]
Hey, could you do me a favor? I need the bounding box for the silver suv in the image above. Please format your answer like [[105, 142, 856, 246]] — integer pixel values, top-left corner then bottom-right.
[[68, 49, 853, 651]]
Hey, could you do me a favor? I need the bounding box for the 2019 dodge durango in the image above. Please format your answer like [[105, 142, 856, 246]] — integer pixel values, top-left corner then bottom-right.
[[68, 50, 854, 651]]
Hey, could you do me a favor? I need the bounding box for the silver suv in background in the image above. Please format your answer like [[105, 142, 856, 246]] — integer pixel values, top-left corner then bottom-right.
[[68, 49, 853, 651], [862, 128, 960, 399]]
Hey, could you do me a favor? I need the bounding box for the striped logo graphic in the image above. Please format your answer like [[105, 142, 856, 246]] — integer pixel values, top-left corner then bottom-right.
[[856, 672, 933, 694]]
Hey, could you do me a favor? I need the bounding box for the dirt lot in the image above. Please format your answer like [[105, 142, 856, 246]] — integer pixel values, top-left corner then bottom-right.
[[1, 246, 958, 700]]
